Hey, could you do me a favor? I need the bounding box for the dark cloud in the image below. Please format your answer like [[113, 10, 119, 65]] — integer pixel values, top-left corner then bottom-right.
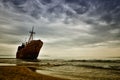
[[0, 0, 120, 48], [41, 0, 52, 5]]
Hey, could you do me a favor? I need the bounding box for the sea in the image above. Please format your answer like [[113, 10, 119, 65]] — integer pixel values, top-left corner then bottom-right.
[[0, 55, 120, 80]]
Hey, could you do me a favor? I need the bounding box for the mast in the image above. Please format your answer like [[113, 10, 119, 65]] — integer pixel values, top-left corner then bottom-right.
[[28, 27, 35, 43]]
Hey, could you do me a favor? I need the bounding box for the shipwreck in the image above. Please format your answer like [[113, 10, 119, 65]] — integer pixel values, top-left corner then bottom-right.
[[16, 27, 43, 59]]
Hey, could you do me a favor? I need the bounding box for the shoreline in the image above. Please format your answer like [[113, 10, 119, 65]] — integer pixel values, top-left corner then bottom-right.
[[0, 66, 69, 80], [0, 58, 120, 80]]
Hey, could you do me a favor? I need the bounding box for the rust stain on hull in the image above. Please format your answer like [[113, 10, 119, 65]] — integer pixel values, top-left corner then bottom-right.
[[16, 40, 43, 59]]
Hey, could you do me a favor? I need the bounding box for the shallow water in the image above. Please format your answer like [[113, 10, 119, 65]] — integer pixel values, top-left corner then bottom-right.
[[0, 57, 120, 80]]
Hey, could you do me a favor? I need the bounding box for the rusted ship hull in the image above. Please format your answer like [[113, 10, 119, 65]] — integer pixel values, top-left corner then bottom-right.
[[16, 40, 43, 59]]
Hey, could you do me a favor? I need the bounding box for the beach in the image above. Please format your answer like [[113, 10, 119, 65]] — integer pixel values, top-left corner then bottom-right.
[[0, 58, 120, 80], [0, 66, 69, 80], [0, 66, 120, 80]]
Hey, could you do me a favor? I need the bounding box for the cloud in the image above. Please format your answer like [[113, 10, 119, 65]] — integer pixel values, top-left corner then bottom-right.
[[0, 0, 120, 49]]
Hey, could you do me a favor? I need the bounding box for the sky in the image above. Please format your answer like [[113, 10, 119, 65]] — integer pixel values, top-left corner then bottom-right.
[[0, 0, 120, 59]]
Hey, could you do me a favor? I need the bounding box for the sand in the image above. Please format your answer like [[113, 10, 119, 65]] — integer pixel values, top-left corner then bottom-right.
[[0, 66, 69, 80], [0, 66, 120, 80]]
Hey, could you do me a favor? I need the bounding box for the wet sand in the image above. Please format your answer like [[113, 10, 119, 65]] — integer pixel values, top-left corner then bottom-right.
[[0, 66, 69, 80], [0, 66, 120, 80]]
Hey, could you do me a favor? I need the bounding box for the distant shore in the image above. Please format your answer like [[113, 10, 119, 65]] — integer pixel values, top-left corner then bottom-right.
[[0, 66, 69, 80]]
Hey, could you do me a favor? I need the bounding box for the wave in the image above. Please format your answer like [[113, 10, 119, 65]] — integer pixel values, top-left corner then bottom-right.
[[67, 59, 120, 63]]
